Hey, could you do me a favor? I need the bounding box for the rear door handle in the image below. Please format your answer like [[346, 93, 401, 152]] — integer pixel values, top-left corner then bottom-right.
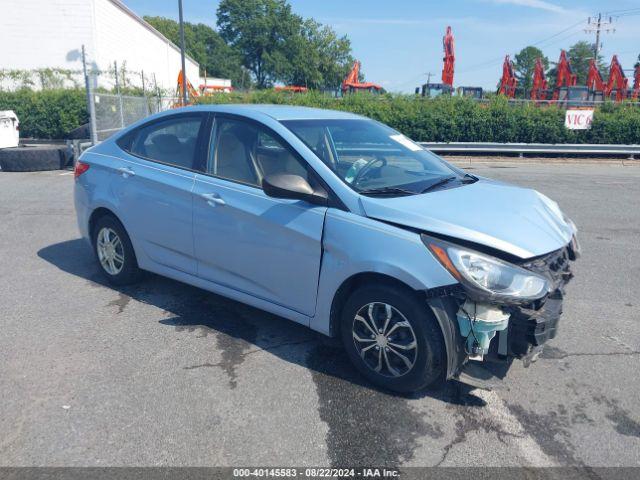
[[117, 166, 136, 178], [201, 192, 226, 207]]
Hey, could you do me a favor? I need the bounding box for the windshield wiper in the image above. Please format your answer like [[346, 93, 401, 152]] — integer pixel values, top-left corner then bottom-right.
[[462, 173, 479, 183], [359, 186, 417, 196], [421, 176, 457, 193]]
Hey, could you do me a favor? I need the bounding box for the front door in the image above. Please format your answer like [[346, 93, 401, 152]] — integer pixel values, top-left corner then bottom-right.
[[192, 116, 327, 316]]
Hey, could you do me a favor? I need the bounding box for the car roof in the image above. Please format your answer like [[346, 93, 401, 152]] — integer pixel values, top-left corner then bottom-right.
[[172, 104, 366, 121]]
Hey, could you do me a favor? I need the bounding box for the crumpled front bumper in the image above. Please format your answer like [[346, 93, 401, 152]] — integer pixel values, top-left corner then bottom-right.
[[452, 243, 576, 385], [504, 244, 575, 361]]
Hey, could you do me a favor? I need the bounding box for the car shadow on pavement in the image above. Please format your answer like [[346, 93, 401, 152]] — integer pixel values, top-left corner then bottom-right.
[[37, 238, 485, 408]]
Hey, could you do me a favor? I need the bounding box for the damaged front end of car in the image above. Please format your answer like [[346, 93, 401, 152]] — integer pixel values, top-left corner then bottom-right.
[[422, 232, 580, 388]]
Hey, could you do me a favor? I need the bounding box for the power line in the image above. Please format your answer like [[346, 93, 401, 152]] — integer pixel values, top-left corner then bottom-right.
[[458, 17, 587, 74], [602, 7, 640, 16]]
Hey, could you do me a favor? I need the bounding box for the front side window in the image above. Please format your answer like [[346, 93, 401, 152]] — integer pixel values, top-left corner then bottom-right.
[[127, 115, 203, 170], [282, 119, 466, 195], [211, 118, 310, 188]]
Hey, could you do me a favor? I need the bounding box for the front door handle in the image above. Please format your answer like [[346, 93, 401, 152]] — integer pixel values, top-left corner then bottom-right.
[[201, 192, 226, 207], [117, 166, 136, 178]]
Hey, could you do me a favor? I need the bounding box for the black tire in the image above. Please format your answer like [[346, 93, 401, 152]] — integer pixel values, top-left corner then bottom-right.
[[340, 284, 445, 393], [0, 146, 69, 172], [91, 215, 142, 286]]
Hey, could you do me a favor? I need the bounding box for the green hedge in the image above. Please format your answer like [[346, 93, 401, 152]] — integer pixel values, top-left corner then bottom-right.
[[0, 89, 87, 139], [2, 88, 639, 143], [197, 91, 640, 145]]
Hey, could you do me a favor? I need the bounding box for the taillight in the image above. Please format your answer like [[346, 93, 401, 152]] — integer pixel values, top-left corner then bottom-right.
[[74, 160, 90, 179]]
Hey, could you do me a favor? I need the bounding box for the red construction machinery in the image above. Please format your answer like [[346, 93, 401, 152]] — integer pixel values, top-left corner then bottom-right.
[[417, 26, 483, 99], [175, 70, 200, 106], [341, 60, 383, 94], [606, 55, 629, 102], [531, 58, 548, 101], [551, 50, 578, 102], [442, 26, 455, 87], [579, 56, 630, 103], [586, 58, 606, 102], [633, 64, 640, 100], [498, 55, 518, 98], [274, 85, 308, 93], [174, 70, 232, 107]]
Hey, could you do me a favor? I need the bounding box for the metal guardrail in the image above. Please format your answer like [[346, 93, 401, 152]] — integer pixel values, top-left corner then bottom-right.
[[419, 142, 640, 159]]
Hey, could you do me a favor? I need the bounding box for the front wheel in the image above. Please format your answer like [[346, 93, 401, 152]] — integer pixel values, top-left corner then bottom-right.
[[340, 284, 445, 393]]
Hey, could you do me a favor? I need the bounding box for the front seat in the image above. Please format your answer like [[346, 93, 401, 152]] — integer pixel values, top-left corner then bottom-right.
[[215, 130, 259, 186]]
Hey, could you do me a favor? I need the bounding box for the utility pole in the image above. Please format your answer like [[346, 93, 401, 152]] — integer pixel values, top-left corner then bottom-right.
[[585, 13, 616, 59], [178, 0, 188, 106]]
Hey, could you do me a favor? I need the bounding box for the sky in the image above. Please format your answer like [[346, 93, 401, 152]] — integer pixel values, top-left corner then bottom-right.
[[122, 0, 640, 92]]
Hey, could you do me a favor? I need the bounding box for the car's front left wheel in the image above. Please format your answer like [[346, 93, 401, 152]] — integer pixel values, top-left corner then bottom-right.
[[92, 215, 141, 286], [340, 284, 445, 393]]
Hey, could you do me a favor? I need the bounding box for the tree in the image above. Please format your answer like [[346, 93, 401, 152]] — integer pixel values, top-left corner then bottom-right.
[[144, 16, 247, 88], [217, 0, 302, 88], [283, 19, 354, 90], [513, 46, 548, 95]]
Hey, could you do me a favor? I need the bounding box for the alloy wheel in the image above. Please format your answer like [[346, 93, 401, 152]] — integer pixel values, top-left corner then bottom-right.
[[96, 227, 125, 275], [352, 302, 418, 378]]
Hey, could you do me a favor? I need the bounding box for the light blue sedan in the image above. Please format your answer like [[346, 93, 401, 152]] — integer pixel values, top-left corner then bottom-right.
[[74, 105, 579, 392]]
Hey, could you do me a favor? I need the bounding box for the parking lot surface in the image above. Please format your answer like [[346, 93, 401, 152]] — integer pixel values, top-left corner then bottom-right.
[[1, 162, 639, 467]]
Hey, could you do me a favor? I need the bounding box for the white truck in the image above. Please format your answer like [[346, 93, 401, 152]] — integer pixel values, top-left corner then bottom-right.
[[0, 111, 19, 149]]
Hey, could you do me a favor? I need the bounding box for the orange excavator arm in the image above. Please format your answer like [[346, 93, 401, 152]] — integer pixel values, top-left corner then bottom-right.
[[605, 55, 629, 102], [552, 50, 577, 101], [441, 26, 455, 87], [633, 64, 640, 101], [531, 58, 548, 101], [341, 60, 383, 93], [586, 58, 605, 93], [498, 55, 517, 98], [176, 70, 199, 105]]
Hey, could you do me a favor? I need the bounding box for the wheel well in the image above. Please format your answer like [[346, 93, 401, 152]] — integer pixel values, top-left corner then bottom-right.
[[88, 207, 119, 240], [329, 272, 422, 337]]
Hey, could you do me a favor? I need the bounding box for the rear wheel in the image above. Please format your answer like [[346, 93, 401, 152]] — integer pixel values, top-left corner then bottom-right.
[[340, 284, 445, 393], [92, 215, 141, 285]]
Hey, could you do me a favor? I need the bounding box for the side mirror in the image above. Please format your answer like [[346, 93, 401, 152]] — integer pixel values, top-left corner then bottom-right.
[[262, 174, 328, 206]]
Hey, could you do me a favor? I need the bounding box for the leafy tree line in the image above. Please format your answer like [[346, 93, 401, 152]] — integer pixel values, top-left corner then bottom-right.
[[4, 88, 639, 142], [145, 0, 355, 90]]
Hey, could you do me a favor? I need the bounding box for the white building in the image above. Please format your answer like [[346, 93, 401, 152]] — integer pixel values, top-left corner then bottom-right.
[[0, 0, 200, 91]]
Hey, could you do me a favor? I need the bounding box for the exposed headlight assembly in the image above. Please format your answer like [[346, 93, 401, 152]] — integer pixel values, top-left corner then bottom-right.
[[423, 235, 551, 303]]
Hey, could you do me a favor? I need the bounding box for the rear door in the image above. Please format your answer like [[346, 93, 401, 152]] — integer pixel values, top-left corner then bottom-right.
[[112, 113, 208, 275], [192, 115, 327, 316]]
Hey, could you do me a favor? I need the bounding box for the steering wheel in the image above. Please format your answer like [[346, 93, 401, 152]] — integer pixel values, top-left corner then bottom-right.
[[353, 157, 387, 186]]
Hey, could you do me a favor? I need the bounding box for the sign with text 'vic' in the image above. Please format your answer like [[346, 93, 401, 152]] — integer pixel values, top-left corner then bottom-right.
[[565, 109, 594, 130]]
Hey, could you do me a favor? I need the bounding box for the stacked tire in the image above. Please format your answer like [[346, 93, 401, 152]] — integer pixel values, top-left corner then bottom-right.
[[0, 145, 72, 172]]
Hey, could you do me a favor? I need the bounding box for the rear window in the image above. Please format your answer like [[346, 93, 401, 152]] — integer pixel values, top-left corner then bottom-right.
[[118, 115, 204, 171]]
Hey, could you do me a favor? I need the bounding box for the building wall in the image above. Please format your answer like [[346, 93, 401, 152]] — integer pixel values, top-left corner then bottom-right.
[[0, 0, 93, 73], [92, 0, 200, 91], [0, 0, 199, 91]]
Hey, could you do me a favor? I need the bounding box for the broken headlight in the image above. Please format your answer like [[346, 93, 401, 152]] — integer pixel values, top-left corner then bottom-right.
[[424, 237, 551, 303]]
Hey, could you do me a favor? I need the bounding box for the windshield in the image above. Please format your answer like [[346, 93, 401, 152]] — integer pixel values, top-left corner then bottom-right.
[[281, 119, 464, 194]]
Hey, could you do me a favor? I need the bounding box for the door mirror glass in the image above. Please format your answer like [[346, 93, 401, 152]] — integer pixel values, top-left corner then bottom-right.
[[262, 174, 327, 206]]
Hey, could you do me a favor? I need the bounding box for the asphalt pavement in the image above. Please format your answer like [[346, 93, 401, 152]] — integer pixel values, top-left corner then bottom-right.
[[0, 162, 638, 469]]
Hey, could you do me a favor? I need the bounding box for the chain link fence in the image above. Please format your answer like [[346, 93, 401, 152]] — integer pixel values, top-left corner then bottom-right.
[[93, 93, 159, 141], [81, 45, 180, 143]]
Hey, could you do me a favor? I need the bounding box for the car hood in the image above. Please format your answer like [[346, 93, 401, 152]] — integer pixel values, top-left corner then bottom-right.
[[360, 179, 575, 259]]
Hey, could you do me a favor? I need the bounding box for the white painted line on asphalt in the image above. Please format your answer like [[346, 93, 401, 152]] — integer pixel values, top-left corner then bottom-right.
[[476, 389, 556, 466], [59, 172, 73, 176]]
